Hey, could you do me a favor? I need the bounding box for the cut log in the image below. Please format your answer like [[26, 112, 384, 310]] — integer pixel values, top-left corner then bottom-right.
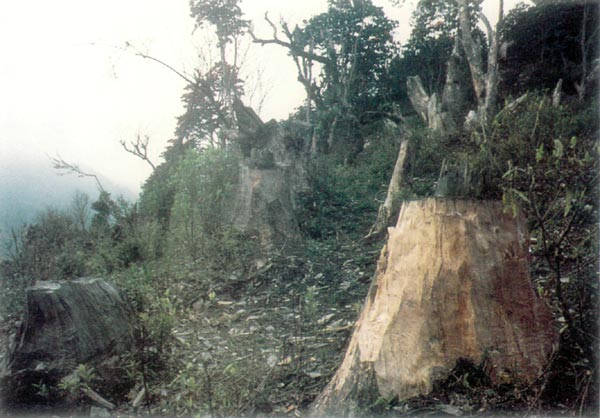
[[1, 277, 135, 413], [311, 199, 557, 417]]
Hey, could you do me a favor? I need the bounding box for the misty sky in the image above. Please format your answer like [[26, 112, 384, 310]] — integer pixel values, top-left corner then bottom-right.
[[0, 0, 523, 195]]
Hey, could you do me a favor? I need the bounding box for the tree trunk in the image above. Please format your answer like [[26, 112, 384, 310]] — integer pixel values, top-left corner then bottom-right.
[[406, 70, 465, 135], [441, 37, 470, 129], [311, 199, 557, 417], [406, 75, 433, 126], [1, 278, 135, 413], [365, 139, 409, 240], [457, 0, 503, 126], [457, 0, 486, 107]]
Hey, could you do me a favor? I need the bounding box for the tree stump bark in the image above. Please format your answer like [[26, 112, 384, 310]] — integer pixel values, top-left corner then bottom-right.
[[1, 277, 135, 412], [232, 106, 306, 249], [311, 199, 557, 417]]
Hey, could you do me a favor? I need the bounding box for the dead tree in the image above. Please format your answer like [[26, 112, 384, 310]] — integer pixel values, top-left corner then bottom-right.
[[51, 156, 105, 193], [406, 36, 471, 134], [230, 99, 306, 249], [457, 0, 503, 127], [120, 133, 156, 170], [250, 14, 328, 154]]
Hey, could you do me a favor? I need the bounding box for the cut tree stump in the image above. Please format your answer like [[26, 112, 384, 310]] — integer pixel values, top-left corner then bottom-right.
[[1, 277, 135, 413], [232, 103, 306, 249], [311, 199, 557, 417]]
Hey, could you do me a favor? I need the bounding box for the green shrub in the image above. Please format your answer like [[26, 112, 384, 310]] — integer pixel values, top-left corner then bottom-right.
[[473, 95, 598, 408], [298, 132, 399, 238], [166, 148, 239, 261]]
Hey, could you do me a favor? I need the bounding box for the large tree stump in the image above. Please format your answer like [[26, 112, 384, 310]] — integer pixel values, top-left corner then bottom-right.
[[311, 199, 557, 417], [1, 277, 135, 412], [232, 100, 306, 248]]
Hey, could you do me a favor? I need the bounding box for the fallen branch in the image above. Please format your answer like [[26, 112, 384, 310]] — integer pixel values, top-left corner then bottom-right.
[[81, 386, 115, 410]]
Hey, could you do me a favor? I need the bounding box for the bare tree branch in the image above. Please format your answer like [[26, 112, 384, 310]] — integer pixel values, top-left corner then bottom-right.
[[123, 42, 195, 84], [120, 133, 156, 170], [457, 0, 502, 124], [51, 155, 105, 193], [96, 42, 232, 128], [249, 14, 332, 65]]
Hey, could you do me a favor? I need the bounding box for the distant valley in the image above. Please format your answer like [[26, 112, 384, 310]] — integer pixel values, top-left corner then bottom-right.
[[0, 156, 136, 257]]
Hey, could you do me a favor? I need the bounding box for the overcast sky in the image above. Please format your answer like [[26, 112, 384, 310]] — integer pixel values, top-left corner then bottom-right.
[[0, 0, 525, 196]]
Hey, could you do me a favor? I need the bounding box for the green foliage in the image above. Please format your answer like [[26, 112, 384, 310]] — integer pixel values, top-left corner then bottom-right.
[[138, 155, 182, 246], [86, 194, 143, 274], [499, 2, 598, 97], [58, 364, 97, 396], [0, 208, 89, 318], [175, 66, 244, 148], [111, 266, 177, 394], [139, 290, 177, 357], [166, 148, 239, 262], [307, 0, 397, 108], [405, 123, 454, 196], [168, 351, 271, 417], [114, 266, 175, 351], [15, 208, 82, 280], [189, 0, 248, 43], [298, 130, 399, 238], [477, 94, 597, 203], [293, 0, 397, 157]]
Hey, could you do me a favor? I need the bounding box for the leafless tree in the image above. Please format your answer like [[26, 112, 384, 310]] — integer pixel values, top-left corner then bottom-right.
[[70, 190, 91, 231], [51, 155, 105, 193], [120, 133, 156, 170]]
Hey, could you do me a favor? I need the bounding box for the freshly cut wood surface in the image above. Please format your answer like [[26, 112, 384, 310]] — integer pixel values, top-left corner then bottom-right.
[[312, 198, 557, 417]]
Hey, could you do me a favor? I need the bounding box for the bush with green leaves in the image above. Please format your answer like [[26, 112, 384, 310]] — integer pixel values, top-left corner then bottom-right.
[[0, 207, 89, 317], [471, 94, 598, 409], [163, 148, 239, 262], [404, 122, 455, 196], [298, 130, 399, 238]]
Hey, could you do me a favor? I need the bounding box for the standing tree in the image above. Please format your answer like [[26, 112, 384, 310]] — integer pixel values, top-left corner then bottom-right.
[[70, 190, 91, 232], [400, 0, 485, 132], [189, 0, 249, 148], [252, 0, 396, 158], [174, 65, 244, 149], [456, 0, 502, 125]]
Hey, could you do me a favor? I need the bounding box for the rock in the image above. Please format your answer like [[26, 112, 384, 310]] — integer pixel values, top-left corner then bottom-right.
[[90, 406, 112, 417], [1, 277, 135, 413], [311, 199, 557, 417]]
